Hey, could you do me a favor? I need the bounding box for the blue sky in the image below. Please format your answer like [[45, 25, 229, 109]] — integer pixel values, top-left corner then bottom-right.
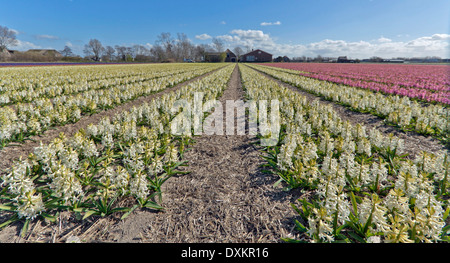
[[1, 0, 449, 58]]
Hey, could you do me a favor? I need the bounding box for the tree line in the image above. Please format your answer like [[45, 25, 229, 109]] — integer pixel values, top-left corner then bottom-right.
[[79, 33, 249, 63], [0, 25, 252, 63], [79, 33, 208, 63]]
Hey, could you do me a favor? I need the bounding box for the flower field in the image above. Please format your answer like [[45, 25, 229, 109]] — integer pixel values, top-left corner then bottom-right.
[[240, 64, 450, 243], [262, 63, 450, 105], [251, 63, 449, 146], [0, 63, 233, 235], [0, 62, 449, 243], [0, 63, 224, 149]]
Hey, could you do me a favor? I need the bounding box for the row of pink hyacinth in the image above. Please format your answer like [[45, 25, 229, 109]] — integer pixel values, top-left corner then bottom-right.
[[262, 63, 450, 105]]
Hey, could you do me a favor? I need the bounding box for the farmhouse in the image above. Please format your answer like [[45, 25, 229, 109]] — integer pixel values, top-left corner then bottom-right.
[[240, 49, 272, 62], [204, 49, 237, 62]]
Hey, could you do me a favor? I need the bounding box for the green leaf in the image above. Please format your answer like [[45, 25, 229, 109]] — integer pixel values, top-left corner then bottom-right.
[[0, 215, 19, 229], [82, 210, 99, 220], [441, 226, 450, 238], [72, 207, 84, 213], [347, 231, 366, 243], [0, 204, 14, 212], [21, 219, 30, 238], [121, 205, 139, 220], [273, 178, 284, 188], [290, 203, 301, 215], [350, 192, 358, 216], [443, 206, 450, 221], [294, 219, 307, 233], [41, 213, 57, 223], [280, 237, 308, 243], [143, 201, 164, 211]]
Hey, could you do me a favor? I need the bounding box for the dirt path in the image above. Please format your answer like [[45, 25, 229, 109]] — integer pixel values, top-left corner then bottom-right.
[[0, 67, 224, 174], [251, 66, 448, 158], [100, 64, 299, 243]]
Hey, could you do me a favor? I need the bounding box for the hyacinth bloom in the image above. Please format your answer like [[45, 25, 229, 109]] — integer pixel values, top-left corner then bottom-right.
[[239, 64, 449, 243], [250, 64, 449, 138], [0, 64, 235, 235], [263, 63, 450, 105]]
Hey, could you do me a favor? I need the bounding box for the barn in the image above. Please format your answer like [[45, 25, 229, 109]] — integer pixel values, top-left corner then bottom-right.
[[204, 49, 237, 62], [240, 49, 272, 62], [224, 49, 237, 62]]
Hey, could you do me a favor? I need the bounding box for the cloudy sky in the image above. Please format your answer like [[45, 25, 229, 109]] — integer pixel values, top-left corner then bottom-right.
[[1, 0, 449, 58]]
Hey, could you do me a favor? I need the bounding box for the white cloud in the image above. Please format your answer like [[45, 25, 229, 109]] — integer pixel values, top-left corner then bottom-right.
[[34, 34, 59, 40], [9, 28, 20, 35], [220, 21, 226, 25], [13, 40, 41, 51], [195, 33, 212, 40], [221, 29, 275, 47], [377, 36, 392, 43], [145, 43, 153, 49], [396, 34, 410, 38], [211, 30, 450, 58], [260, 21, 281, 26]]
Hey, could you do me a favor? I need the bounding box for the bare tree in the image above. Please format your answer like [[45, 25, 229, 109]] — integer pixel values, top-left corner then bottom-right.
[[233, 46, 244, 60], [84, 39, 104, 61], [132, 44, 151, 61], [156, 32, 175, 60], [0, 26, 18, 52], [193, 43, 213, 62], [212, 38, 224, 52], [193, 44, 206, 62], [175, 33, 192, 61], [104, 46, 116, 61], [60, 45, 74, 57], [115, 45, 128, 61], [150, 44, 166, 62], [132, 44, 149, 57]]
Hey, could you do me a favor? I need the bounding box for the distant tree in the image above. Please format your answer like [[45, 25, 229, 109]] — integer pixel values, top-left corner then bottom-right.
[[369, 56, 384, 62], [132, 44, 149, 58], [60, 45, 74, 57], [150, 44, 166, 62], [233, 46, 244, 60], [175, 33, 192, 61], [104, 46, 116, 61], [244, 45, 252, 53], [193, 44, 207, 62], [314, 55, 323, 62], [84, 39, 104, 61], [132, 44, 151, 62], [212, 38, 224, 52], [115, 45, 128, 61], [156, 32, 175, 60], [0, 25, 18, 52]]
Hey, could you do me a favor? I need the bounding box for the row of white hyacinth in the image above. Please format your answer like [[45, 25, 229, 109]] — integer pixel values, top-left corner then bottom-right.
[[0, 64, 234, 234], [0, 64, 217, 105], [0, 63, 203, 98], [0, 64, 224, 148], [248, 64, 449, 141], [239, 64, 450, 243]]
